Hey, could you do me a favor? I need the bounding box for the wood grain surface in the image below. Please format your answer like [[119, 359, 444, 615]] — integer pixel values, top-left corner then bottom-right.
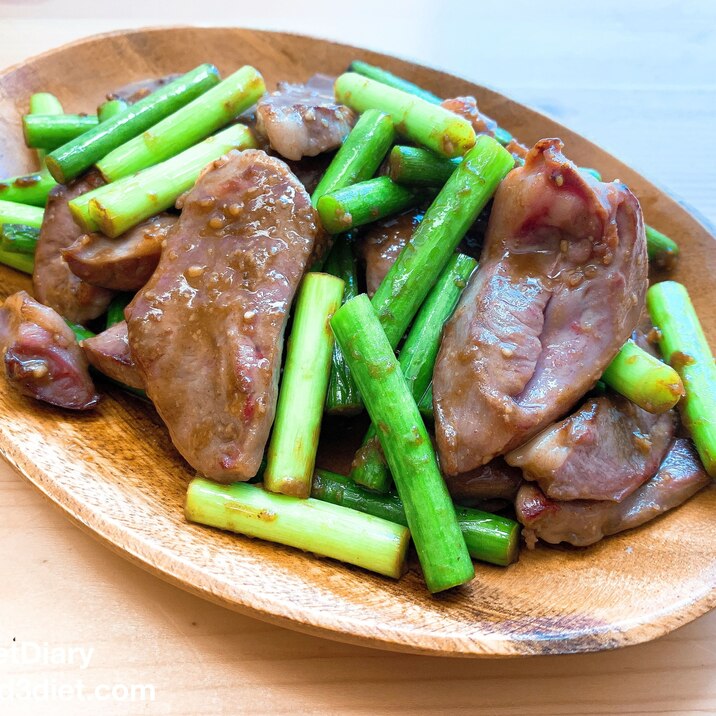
[[1, 4, 715, 714]]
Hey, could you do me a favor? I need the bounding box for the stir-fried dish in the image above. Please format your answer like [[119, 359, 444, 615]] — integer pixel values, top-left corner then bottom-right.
[[0, 59, 713, 593]]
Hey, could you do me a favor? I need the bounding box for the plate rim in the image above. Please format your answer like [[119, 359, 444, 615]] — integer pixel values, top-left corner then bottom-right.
[[1, 25, 714, 658]]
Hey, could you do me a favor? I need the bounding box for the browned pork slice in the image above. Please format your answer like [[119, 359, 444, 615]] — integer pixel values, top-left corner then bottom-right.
[[506, 393, 676, 502], [444, 458, 523, 506], [0, 291, 98, 409], [82, 321, 144, 390], [359, 209, 423, 296], [62, 214, 176, 291], [434, 138, 648, 475], [358, 205, 490, 297], [256, 74, 356, 161], [442, 96, 528, 160], [33, 172, 115, 324], [516, 439, 710, 547], [126, 149, 322, 481]]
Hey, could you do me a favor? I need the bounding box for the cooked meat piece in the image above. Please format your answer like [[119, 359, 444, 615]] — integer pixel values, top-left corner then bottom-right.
[[107, 74, 181, 104], [236, 107, 268, 152], [0, 291, 98, 410], [126, 149, 322, 481], [444, 458, 523, 507], [507, 393, 676, 501], [434, 138, 648, 474], [273, 156, 333, 267], [284, 153, 334, 194], [516, 438, 710, 547], [359, 209, 422, 297], [442, 96, 529, 159], [256, 74, 356, 161], [33, 172, 115, 324], [506, 318, 675, 502], [62, 214, 176, 291], [82, 321, 144, 390], [358, 204, 490, 297]]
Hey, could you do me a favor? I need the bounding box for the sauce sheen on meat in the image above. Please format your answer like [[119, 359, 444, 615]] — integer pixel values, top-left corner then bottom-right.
[[506, 393, 676, 501], [516, 438, 710, 547], [444, 457, 523, 506], [63, 214, 176, 291], [82, 321, 144, 390], [33, 172, 115, 324], [434, 138, 648, 474], [359, 210, 423, 297], [126, 149, 322, 481], [357, 207, 489, 298], [256, 74, 356, 161], [0, 291, 98, 409]]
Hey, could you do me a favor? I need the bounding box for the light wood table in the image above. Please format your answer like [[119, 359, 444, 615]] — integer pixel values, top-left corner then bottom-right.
[[1, 3, 715, 714]]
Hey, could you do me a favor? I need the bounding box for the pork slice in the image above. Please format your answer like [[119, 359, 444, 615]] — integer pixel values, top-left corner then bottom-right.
[[256, 74, 356, 161], [516, 438, 710, 547], [444, 458, 523, 506], [434, 138, 648, 475], [62, 214, 176, 291], [82, 321, 144, 390], [126, 149, 322, 481], [33, 172, 115, 323], [506, 393, 676, 502], [0, 291, 98, 409], [358, 204, 490, 297], [359, 209, 423, 297]]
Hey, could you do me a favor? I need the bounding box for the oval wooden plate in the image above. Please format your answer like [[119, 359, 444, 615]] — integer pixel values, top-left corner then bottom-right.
[[0, 27, 714, 657]]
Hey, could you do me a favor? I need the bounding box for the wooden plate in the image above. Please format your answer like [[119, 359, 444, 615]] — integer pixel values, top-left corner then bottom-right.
[[0, 27, 714, 657]]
